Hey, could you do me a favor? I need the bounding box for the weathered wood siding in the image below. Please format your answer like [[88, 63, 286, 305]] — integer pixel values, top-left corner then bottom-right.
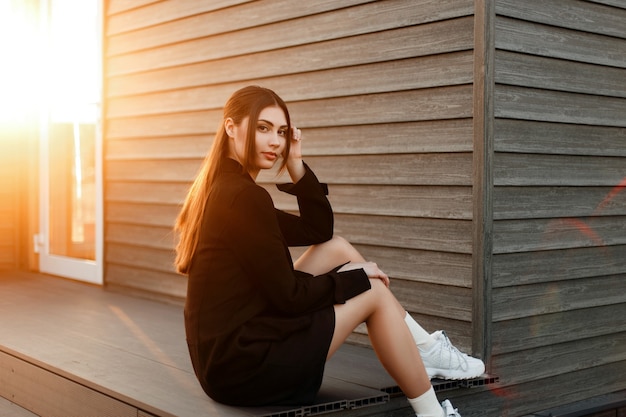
[[469, 0, 626, 415], [103, 0, 477, 349]]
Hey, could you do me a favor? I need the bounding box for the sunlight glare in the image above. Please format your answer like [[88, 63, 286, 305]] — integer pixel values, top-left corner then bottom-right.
[[0, 0, 100, 125], [0, 0, 42, 123]]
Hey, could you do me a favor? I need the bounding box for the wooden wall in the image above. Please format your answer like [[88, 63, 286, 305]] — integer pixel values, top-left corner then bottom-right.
[[102, 0, 626, 415], [103, 0, 478, 349], [0, 127, 35, 271], [0, 134, 20, 270], [457, 1, 626, 416]]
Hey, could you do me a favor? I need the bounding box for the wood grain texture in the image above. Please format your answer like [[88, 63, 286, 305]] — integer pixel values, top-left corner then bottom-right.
[[489, 332, 626, 386], [492, 304, 626, 354], [107, 0, 472, 75], [107, 52, 474, 118], [107, 17, 474, 97], [494, 153, 626, 186], [496, 50, 626, 98], [493, 216, 626, 253], [492, 245, 626, 287], [334, 214, 472, 254], [492, 274, 626, 321], [495, 16, 626, 67], [107, 0, 382, 55], [495, 86, 626, 127], [494, 119, 626, 156], [107, 0, 252, 33], [496, 0, 626, 38]]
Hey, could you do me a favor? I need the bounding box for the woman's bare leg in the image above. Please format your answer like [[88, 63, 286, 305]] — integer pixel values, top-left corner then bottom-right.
[[296, 236, 432, 397], [294, 235, 366, 273], [331, 279, 432, 399]]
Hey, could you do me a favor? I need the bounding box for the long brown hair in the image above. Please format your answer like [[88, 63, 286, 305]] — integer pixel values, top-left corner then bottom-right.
[[174, 86, 292, 274]]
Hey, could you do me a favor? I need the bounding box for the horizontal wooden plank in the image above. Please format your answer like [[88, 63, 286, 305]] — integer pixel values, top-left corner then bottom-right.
[[106, 0, 160, 16], [494, 119, 626, 156], [107, 86, 473, 138], [105, 264, 186, 300], [108, 0, 376, 55], [490, 332, 626, 386], [492, 245, 626, 287], [106, 136, 212, 160], [491, 304, 626, 354], [106, 243, 175, 273], [106, 202, 179, 228], [291, 85, 473, 129], [494, 153, 626, 186], [107, 17, 474, 97], [492, 274, 626, 321], [107, 51, 474, 118], [493, 186, 626, 220], [107, 1, 473, 75], [334, 213, 473, 253], [586, 0, 626, 9], [493, 216, 626, 253], [356, 245, 472, 288], [107, 0, 251, 33], [275, 153, 473, 186], [495, 86, 626, 127], [0, 351, 138, 417], [392, 278, 473, 322], [106, 159, 201, 182], [495, 16, 626, 67], [496, 0, 626, 38], [107, 110, 217, 139], [300, 119, 474, 156], [106, 223, 175, 250], [107, 182, 189, 205], [496, 51, 626, 98], [269, 184, 473, 219]]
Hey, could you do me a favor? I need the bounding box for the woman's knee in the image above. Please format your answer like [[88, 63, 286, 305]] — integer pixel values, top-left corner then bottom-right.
[[325, 235, 364, 261]]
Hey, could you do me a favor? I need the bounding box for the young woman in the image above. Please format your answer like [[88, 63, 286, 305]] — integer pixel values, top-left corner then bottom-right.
[[175, 86, 483, 417]]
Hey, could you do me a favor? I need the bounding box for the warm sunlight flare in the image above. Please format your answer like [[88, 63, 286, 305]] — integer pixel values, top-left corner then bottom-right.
[[0, 0, 100, 125]]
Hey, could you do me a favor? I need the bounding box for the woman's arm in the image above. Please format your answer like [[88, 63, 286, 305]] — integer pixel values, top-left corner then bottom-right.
[[229, 184, 369, 314], [285, 127, 305, 183]]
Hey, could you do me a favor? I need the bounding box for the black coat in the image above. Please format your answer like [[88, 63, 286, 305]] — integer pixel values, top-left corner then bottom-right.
[[185, 158, 370, 406]]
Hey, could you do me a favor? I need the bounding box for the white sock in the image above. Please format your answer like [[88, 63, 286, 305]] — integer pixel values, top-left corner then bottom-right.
[[407, 386, 443, 417], [404, 312, 437, 350]]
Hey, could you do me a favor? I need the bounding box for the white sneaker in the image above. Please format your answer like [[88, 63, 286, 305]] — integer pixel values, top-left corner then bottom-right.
[[415, 399, 462, 417], [419, 330, 485, 380], [441, 399, 462, 416]]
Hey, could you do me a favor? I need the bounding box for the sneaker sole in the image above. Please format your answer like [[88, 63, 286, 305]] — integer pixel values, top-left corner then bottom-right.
[[426, 367, 485, 380]]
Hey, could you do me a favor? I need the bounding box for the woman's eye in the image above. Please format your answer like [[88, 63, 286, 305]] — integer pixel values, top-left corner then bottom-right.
[[278, 129, 287, 136], [258, 125, 269, 132]]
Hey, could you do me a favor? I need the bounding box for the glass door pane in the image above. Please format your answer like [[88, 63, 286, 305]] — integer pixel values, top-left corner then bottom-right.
[[48, 122, 96, 260]]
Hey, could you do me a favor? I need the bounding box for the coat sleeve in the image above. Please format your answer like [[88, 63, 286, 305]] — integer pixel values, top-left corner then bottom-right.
[[275, 163, 334, 246], [227, 182, 370, 315]]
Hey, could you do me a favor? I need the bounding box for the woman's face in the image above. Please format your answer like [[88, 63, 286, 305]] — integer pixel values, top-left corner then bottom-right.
[[226, 105, 288, 178]]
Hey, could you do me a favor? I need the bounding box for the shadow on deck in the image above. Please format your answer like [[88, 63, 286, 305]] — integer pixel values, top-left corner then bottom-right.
[[0, 270, 497, 417]]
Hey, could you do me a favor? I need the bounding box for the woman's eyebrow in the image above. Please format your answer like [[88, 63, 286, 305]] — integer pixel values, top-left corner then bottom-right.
[[258, 119, 288, 129]]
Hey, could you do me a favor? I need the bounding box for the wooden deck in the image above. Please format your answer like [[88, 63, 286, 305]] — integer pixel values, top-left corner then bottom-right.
[[0, 270, 497, 417]]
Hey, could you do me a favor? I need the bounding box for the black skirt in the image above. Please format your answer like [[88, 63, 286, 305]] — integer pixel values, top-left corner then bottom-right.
[[188, 294, 336, 406]]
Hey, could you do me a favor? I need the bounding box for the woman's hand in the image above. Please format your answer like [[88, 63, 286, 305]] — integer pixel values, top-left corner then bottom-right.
[[338, 262, 390, 287], [286, 126, 305, 183]]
